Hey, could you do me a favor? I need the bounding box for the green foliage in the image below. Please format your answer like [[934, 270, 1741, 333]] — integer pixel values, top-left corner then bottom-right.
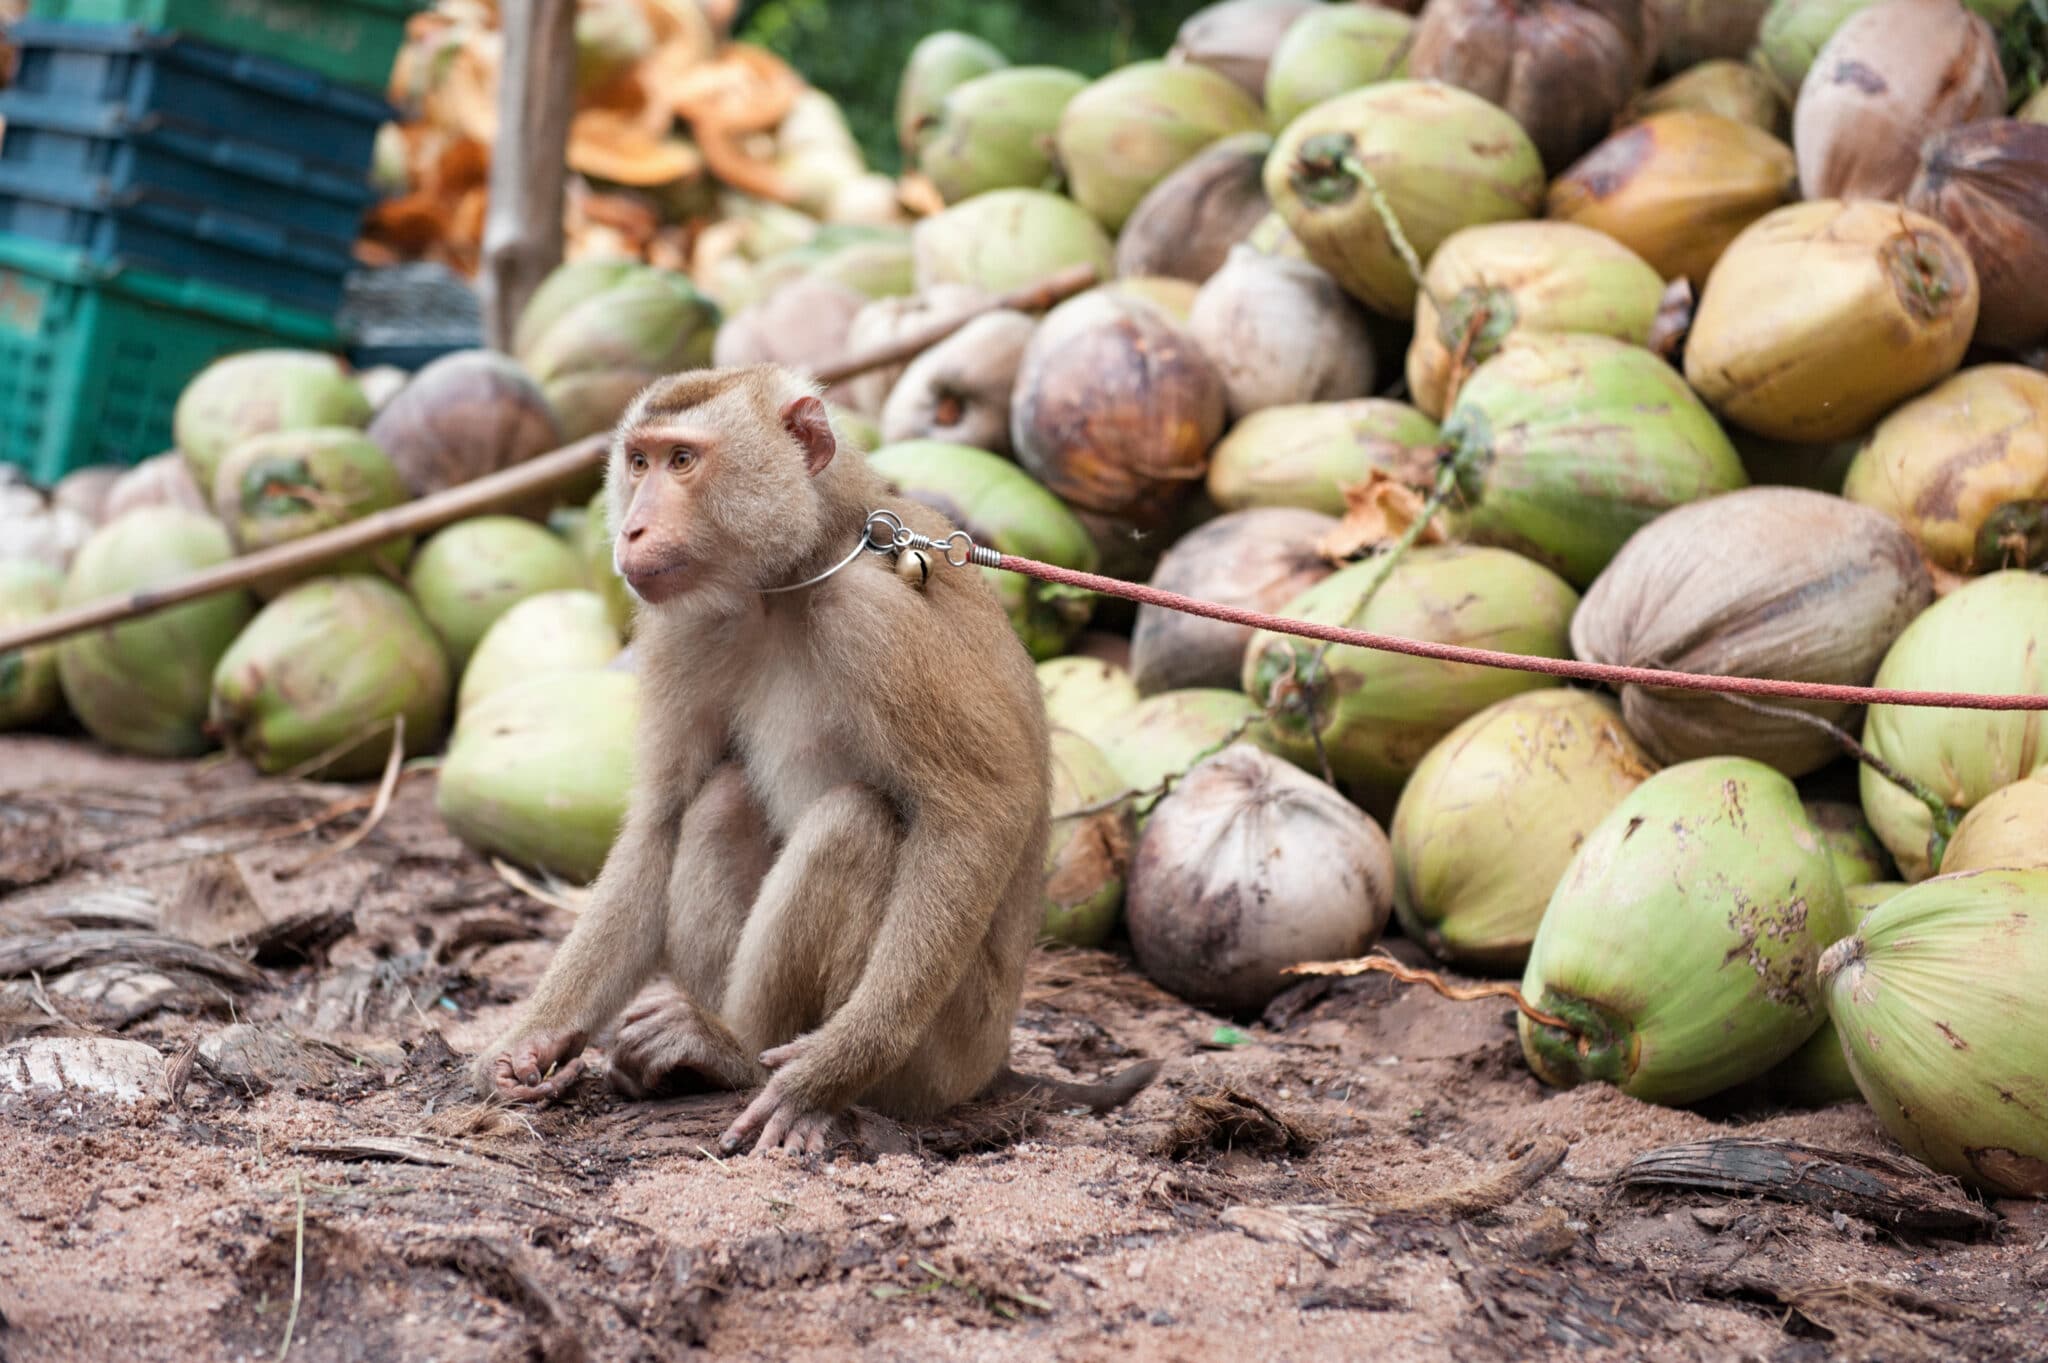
[[2000, 0, 2048, 104], [735, 0, 1212, 171]]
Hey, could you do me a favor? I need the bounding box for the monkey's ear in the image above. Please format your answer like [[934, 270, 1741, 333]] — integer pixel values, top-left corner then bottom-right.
[[780, 395, 836, 477]]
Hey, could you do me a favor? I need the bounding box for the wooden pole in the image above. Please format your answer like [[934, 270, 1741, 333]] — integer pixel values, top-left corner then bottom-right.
[[0, 264, 1100, 657], [478, 0, 579, 351]]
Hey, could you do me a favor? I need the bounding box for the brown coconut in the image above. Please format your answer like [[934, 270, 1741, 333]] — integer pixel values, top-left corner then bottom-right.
[[1186, 245, 1377, 420], [1549, 111, 1797, 286], [1571, 487, 1934, 777], [1906, 120, 2048, 351], [711, 274, 871, 409], [365, 350, 562, 502], [836, 283, 988, 417], [101, 452, 210, 524], [1113, 132, 1273, 286], [1407, 0, 1660, 174], [1168, 0, 1319, 98], [1125, 743, 1394, 1013], [879, 309, 1036, 455], [1648, 0, 1771, 72], [1010, 289, 1228, 526], [1130, 506, 1338, 695], [1792, 0, 2006, 204]]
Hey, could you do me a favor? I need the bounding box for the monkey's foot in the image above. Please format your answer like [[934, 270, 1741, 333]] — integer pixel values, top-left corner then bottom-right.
[[607, 992, 755, 1100]]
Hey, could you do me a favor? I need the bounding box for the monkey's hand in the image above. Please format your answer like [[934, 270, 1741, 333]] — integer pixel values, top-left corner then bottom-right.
[[473, 1030, 588, 1105], [719, 1032, 836, 1157]]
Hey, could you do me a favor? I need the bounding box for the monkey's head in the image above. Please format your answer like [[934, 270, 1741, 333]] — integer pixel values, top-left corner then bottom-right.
[[606, 365, 841, 607]]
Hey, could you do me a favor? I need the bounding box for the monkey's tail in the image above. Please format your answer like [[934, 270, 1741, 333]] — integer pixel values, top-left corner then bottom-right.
[[991, 1058, 1162, 1114]]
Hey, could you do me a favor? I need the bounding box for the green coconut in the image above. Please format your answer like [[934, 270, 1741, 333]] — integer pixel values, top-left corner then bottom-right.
[[1263, 80, 1546, 319], [457, 589, 623, 715], [1859, 571, 2048, 881], [1761, 878, 1902, 1106], [406, 516, 588, 673], [209, 575, 451, 779], [895, 31, 1008, 156], [910, 188, 1116, 296], [1820, 868, 2048, 1196], [174, 350, 372, 493], [1038, 655, 1141, 751], [1804, 800, 1895, 889], [1753, 0, 1880, 99], [1519, 757, 1853, 1106], [1263, 3, 1414, 130], [511, 259, 648, 357], [211, 427, 412, 596], [575, 489, 636, 638], [1390, 690, 1658, 974], [0, 561, 63, 729], [865, 440, 1099, 659], [1054, 60, 1267, 232], [1627, 59, 1786, 134], [1242, 545, 1580, 790], [1205, 398, 1442, 516], [1098, 689, 1279, 820], [1441, 333, 1749, 588], [437, 669, 639, 884], [55, 509, 256, 757], [1042, 728, 1134, 947], [517, 266, 721, 441], [916, 66, 1086, 204], [1406, 221, 1667, 421]]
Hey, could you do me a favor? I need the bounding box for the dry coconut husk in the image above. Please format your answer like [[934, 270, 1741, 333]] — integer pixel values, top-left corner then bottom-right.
[[1129, 506, 1339, 695], [1792, 0, 2006, 203], [1906, 120, 2048, 351], [710, 273, 870, 409], [1407, 0, 1659, 174], [1186, 245, 1376, 420], [1571, 487, 1934, 777], [1113, 132, 1273, 286], [879, 309, 1036, 455]]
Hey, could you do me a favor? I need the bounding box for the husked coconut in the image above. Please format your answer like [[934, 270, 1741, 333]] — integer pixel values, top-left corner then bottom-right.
[[879, 309, 1035, 454], [1113, 132, 1273, 285], [1125, 743, 1394, 1012], [1187, 246, 1376, 419]]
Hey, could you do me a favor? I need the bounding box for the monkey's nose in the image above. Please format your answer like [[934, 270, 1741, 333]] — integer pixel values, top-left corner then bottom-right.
[[624, 525, 646, 543]]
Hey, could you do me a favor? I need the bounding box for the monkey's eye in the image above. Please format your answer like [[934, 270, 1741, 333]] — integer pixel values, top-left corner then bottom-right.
[[669, 445, 696, 472], [627, 449, 649, 475]]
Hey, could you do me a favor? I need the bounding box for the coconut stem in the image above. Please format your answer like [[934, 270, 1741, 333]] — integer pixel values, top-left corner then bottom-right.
[[1332, 152, 1443, 315], [1712, 691, 1961, 872], [1051, 708, 1272, 821], [1285, 951, 1575, 1031]]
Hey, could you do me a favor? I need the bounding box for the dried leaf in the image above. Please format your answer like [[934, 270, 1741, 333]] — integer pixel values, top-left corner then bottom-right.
[[1316, 470, 1447, 562]]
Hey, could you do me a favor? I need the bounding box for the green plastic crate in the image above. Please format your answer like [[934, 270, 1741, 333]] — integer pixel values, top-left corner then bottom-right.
[[0, 234, 338, 485], [26, 0, 425, 91]]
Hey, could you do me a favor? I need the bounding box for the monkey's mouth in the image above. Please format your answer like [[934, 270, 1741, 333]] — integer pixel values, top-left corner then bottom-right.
[[623, 560, 690, 601]]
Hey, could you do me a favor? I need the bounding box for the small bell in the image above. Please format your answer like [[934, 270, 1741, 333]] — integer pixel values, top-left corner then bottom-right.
[[896, 548, 932, 590]]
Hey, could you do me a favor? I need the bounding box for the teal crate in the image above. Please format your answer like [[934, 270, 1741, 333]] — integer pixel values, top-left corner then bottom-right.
[[0, 234, 338, 484], [25, 0, 425, 91]]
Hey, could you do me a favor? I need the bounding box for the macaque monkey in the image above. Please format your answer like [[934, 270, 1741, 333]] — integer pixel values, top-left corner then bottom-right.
[[472, 364, 1158, 1154]]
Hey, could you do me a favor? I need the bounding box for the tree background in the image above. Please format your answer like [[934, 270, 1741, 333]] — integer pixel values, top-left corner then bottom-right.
[[732, 0, 1214, 172]]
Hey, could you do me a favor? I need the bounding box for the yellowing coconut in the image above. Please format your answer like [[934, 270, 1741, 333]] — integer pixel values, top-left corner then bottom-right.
[[1405, 220, 1665, 420], [1842, 366, 2048, 574], [1684, 200, 1978, 443], [1054, 60, 1267, 232], [1820, 868, 2048, 1197], [1792, 0, 2006, 203], [1942, 770, 2048, 873], [1391, 690, 1657, 972], [1205, 398, 1442, 516], [1624, 59, 1786, 134], [1263, 3, 1414, 129], [1042, 728, 1135, 948], [1038, 656, 1141, 752], [1547, 111, 1796, 287]]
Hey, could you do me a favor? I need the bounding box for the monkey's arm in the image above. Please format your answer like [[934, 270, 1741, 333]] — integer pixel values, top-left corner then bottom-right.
[[473, 704, 725, 1099]]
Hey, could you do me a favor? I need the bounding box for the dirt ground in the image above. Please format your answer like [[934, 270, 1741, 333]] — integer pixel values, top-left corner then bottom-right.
[[4, 731, 2046, 1363]]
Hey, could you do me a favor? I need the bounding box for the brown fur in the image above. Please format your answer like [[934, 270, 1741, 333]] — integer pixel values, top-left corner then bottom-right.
[[470, 364, 1150, 1154]]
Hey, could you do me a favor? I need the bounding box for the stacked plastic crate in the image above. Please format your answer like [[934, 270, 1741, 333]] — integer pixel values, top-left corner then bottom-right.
[[0, 1, 419, 483]]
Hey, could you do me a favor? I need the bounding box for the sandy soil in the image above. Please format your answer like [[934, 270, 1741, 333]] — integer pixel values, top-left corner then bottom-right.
[[4, 731, 2045, 1363]]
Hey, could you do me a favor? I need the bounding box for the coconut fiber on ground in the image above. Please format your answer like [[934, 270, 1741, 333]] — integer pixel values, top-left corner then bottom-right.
[[3, 732, 2046, 1363]]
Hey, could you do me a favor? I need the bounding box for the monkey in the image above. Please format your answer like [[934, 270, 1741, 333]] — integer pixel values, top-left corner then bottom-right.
[[470, 363, 1159, 1155]]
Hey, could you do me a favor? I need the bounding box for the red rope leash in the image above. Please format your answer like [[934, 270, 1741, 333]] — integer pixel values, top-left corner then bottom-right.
[[997, 555, 2048, 713]]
